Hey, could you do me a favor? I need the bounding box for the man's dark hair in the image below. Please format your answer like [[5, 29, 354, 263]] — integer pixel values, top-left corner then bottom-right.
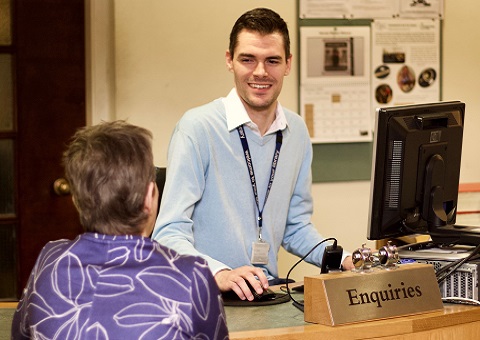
[[229, 8, 291, 59]]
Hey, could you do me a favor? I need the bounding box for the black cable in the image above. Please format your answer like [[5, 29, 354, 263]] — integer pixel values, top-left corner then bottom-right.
[[435, 244, 480, 279], [435, 243, 480, 284], [285, 237, 337, 308]]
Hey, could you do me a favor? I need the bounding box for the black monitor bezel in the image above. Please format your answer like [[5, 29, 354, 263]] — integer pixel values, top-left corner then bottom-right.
[[367, 101, 466, 243]]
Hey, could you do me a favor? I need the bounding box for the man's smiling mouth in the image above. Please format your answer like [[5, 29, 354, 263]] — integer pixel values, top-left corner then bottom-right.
[[250, 84, 271, 89]]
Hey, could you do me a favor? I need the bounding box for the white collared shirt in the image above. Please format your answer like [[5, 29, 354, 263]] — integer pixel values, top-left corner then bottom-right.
[[223, 88, 288, 136]]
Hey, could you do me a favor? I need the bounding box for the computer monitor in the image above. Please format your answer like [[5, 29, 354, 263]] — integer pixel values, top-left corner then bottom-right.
[[367, 101, 480, 246]]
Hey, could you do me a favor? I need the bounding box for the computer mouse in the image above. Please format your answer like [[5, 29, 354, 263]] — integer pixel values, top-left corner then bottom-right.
[[245, 280, 276, 301]]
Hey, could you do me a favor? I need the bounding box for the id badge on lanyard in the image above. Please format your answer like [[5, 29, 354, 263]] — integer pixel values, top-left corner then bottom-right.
[[251, 239, 270, 264], [238, 126, 282, 266]]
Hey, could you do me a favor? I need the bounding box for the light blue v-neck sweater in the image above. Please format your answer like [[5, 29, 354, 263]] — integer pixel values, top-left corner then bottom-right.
[[153, 95, 334, 279]]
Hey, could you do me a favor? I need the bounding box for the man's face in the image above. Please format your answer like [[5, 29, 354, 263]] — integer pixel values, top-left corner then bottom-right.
[[226, 30, 292, 115]]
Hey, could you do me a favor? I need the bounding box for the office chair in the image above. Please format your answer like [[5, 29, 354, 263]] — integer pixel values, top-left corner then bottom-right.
[[155, 167, 166, 218]]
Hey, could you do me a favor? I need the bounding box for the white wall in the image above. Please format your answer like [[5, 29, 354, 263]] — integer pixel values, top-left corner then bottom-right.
[[112, 0, 298, 166], [442, 0, 480, 184], [88, 1, 480, 281]]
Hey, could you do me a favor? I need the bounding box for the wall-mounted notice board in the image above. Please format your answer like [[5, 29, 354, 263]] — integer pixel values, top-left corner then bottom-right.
[[301, 18, 374, 182], [298, 1, 443, 182]]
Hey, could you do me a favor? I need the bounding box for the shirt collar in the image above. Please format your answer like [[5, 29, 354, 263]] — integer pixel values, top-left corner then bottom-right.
[[223, 88, 288, 136]]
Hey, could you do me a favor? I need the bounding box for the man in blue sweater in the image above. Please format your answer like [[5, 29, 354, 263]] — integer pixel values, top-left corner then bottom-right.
[[153, 7, 354, 301]]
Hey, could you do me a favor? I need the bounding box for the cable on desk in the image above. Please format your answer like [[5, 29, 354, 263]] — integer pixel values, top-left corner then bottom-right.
[[435, 243, 480, 284], [284, 237, 337, 310], [442, 297, 480, 306]]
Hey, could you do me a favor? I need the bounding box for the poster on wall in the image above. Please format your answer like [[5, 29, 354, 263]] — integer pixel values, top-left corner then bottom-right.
[[300, 26, 372, 143], [371, 19, 440, 121], [398, 0, 444, 18], [299, 0, 443, 19], [299, 0, 396, 19]]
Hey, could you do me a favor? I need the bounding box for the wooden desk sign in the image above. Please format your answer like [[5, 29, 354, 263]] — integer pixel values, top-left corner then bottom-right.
[[304, 263, 443, 326]]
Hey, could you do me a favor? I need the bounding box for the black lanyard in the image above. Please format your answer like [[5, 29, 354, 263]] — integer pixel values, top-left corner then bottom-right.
[[237, 125, 283, 235]]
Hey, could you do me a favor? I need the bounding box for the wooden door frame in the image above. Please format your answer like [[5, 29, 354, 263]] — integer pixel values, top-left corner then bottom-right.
[[85, 0, 115, 125]]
